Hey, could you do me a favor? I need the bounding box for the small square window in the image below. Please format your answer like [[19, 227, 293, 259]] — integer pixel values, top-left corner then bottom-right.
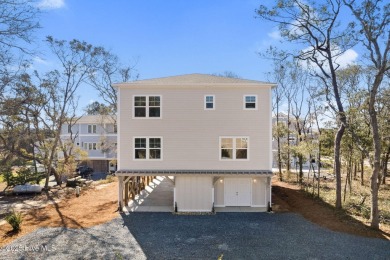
[[205, 95, 215, 110], [244, 95, 257, 110]]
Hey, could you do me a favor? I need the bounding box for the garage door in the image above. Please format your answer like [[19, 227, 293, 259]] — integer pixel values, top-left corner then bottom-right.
[[224, 178, 251, 206]]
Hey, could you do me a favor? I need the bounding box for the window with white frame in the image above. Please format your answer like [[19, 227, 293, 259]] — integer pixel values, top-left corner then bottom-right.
[[83, 142, 98, 150], [204, 95, 215, 110], [88, 124, 97, 134], [220, 137, 249, 160], [67, 124, 72, 133], [134, 137, 162, 160], [134, 95, 161, 118], [244, 95, 257, 110]]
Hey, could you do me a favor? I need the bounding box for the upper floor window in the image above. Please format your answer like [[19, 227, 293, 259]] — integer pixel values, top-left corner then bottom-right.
[[204, 95, 215, 110], [244, 95, 257, 110], [88, 124, 97, 134], [134, 95, 161, 118], [134, 137, 162, 160], [83, 142, 98, 150], [67, 124, 72, 133], [220, 137, 249, 160], [113, 124, 117, 133]]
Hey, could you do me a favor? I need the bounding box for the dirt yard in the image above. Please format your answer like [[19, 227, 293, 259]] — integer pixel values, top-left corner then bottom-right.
[[1, 176, 389, 247]]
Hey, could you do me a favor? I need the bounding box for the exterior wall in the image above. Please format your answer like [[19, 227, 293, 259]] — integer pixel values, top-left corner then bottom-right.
[[214, 177, 224, 206], [118, 86, 272, 171], [175, 175, 213, 212], [252, 177, 268, 206]]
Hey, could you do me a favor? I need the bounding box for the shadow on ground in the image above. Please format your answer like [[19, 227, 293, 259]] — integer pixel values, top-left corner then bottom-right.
[[119, 212, 390, 259]]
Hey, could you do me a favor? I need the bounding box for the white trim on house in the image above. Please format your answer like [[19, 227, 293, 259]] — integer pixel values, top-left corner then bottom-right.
[[132, 95, 162, 119], [204, 94, 215, 110], [133, 136, 163, 161], [243, 95, 258, 110], [219, 136, 249, 161]]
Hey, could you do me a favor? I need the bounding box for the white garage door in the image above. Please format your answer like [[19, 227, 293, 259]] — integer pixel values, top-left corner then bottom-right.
[[224, 178, 251, 206]]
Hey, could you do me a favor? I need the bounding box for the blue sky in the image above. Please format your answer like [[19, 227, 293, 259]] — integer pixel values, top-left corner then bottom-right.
[[33, 0, 358, 114]]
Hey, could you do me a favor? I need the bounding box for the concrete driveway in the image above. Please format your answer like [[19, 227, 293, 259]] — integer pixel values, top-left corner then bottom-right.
[[1, 213, 389, 259]]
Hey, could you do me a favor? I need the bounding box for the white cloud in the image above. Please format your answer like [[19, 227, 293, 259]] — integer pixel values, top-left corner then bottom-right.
[[268, 29, 281, 40], [334, 49, 358, 68], [37, 0, 65, 10], [299, 46, 358, 70], [33, 56, 49, 65]]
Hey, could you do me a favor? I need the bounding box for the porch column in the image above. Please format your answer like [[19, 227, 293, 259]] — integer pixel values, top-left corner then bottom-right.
[[118, 176, 124, 210]]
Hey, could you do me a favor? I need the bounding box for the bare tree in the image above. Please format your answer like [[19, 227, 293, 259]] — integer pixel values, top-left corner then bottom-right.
[[257, 0, 354, 209], [343, 0, 390, 229], [88, 51, 138, 115], [35, 37, 107, 187], [0, 0, 40, 96]]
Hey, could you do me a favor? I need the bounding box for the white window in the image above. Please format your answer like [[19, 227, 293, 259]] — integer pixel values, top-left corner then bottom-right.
[[244, 95, 257, 110], [220, 137, 249, 160], [134, 137, 162, 160], [88, 124, 97, 133], [204, 95, 215, 110], [83, 142, 98, 150], [134, 95, 161, 118]]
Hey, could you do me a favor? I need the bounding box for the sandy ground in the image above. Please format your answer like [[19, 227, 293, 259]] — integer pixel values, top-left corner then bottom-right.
[[1, 177, 389, 248], [0, 181, 119, 247], [272, 179, 390, 240]]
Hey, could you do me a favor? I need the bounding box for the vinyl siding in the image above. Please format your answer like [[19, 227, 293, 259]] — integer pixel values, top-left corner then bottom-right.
[[118, 87, 272, 171]]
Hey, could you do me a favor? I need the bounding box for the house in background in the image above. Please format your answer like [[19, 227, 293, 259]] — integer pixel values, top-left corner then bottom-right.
[[114, 73, 275, 212], [60, 115, 117, 172]]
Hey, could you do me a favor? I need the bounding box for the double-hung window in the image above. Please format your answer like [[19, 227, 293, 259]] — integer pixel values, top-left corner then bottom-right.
[[83, 142, 97, 150], [88, 124, 97, 134], [134, 95, 161, 118], [134, 137, 162, 160], [204, 95, 215, 110], [244, 95, 257, 110], [220, 137, 249, 160]]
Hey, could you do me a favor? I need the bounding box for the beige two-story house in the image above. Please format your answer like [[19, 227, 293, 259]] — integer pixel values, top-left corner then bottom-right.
[[114, 74, 275, 212]]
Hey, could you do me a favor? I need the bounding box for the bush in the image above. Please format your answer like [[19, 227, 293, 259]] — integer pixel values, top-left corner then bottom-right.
[[5, 210, 23, 232]]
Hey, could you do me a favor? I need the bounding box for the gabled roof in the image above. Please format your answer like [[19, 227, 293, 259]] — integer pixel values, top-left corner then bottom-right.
[[113, 73, 275, 87]]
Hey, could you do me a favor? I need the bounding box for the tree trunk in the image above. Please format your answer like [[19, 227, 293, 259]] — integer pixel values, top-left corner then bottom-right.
[[298, 154, 304, 185], [361, 153, 364, 186], [334, 124, 345, 209], [382, 147, 389, 185], [276, 110, 283, 181], [287, 110, 291, 171], [370, 114, 381, 230]]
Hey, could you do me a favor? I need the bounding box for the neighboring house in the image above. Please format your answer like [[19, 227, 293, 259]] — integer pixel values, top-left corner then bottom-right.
[[272, 113, 319, 169], [114, 73, 275, 212], [60, 115, 117, 172], [272, 113, 293, 168]]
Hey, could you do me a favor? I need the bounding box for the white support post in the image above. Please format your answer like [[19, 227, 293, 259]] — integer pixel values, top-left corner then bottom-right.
[[268, 176, 272, 206], [118, 176, 124, 210]]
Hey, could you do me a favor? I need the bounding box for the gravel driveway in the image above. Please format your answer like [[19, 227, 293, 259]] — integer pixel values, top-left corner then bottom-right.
[[0, 212, 389, 259]]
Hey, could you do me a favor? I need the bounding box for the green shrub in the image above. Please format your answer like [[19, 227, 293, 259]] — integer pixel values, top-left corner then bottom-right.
[[5, 210, 23, 232]]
